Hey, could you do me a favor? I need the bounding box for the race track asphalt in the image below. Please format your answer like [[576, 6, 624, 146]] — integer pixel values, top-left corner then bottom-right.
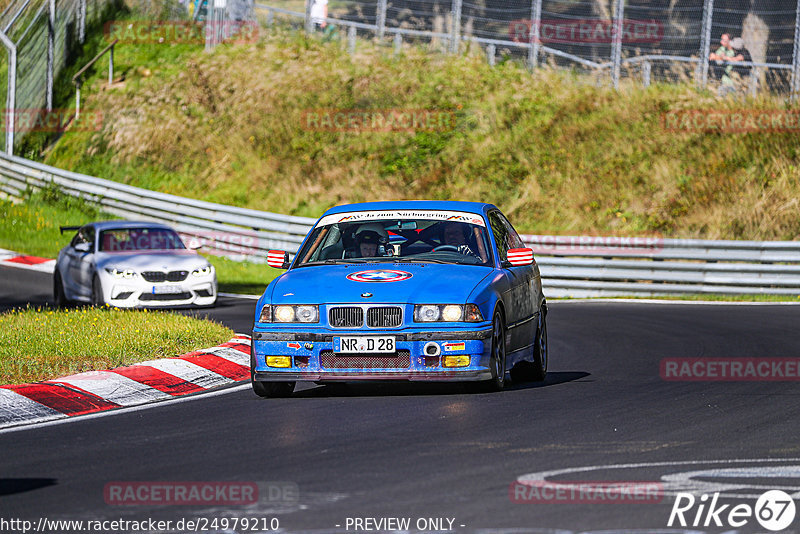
[[2, 264, 800, 533]]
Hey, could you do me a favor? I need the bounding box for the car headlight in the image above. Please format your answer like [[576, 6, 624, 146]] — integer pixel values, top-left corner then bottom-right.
[[413, 304, 484, 322], [259, 305, 319, 323], [105, 267, 136, 279], [192, 265, 212, 277]]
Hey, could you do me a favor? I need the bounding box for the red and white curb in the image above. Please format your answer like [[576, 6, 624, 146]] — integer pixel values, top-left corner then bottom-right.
[[0, 248, 56, 273], [0, 334, 252, 429]]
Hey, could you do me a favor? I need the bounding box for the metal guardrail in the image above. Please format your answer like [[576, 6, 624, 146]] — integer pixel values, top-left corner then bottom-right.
[[0, 151, 316, 256], [73, 38, 118, 120], [521, 235, 800, 297], [0, 151, 798, 297]]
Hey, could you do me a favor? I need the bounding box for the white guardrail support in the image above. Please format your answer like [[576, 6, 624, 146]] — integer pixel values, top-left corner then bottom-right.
[[0, 151, 798, 297]]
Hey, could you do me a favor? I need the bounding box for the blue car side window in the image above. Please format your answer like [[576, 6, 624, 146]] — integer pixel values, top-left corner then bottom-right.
[[488, 212, 510, 261]]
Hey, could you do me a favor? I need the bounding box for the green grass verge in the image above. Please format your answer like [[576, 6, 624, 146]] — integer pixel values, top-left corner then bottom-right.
[[0, 305, 232, 384], [0, 194, 280, 293], [211, 256, 282, 295], [0, 189, 105, 258]]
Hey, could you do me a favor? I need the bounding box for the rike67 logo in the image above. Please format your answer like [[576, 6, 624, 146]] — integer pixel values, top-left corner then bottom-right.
[[668, 490, 796, 531]]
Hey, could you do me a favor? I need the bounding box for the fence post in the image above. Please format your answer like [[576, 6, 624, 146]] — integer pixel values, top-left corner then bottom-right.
[[393, 32, 402, 55], [266, 8, 273, 26], [108, 43, 114, 84], [46, 0, 55, 111], [748, 66, 758, 97], [376, 0, 387, 40], [610, 0, 624, 89], [0, 34, 16, 154], [791, 0, 800, 101], [304, 0, 312, 33], [698, 0, 713, 88], [450, 0, 461, 54], [642, 60, 650, 87], [205, 6, 214, 50], [79, 0, 86, 43], [487, 43, 495, 66], [347, 25, 356, 54], [527, 0, 541, 69], [75, 81, 81, 120]]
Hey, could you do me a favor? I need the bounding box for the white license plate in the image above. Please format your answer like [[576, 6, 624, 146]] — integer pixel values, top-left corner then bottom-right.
[[152, 285, 183, 294], [334, 336, 396, 354]]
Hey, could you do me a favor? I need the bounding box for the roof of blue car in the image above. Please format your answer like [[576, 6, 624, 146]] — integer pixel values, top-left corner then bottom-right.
[[322, 200, 495, 216]]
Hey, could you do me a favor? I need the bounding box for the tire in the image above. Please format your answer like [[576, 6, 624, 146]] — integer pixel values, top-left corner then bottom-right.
[[91, 275, 105, 307], [251, 351, 295, 398], [53, 271, 70, 308], [511, 307, 548, 383], [471, 310, 506, 392]]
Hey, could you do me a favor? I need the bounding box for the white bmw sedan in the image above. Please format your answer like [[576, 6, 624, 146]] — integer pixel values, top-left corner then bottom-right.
[[54, 221, 217, 308]]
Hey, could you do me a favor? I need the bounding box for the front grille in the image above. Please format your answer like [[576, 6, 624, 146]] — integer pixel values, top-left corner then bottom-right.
[[329, 307, 364, 328], [139, 292, 192, 301], [367, 306, 402, 328], [320, 350, 411, 369], [141, 271, 189, 283]]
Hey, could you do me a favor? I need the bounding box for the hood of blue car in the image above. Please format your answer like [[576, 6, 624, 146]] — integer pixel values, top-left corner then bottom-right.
[[270, 263, 493, 305]]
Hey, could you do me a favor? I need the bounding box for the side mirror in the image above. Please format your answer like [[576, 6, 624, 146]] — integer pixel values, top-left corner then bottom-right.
[[74, 242, 91, 253], [507, 248, 534, 266], [267, 250, 290, 269]]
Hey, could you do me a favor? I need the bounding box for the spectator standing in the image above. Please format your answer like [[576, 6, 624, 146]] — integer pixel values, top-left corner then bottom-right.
[[709, 33, 736, 96], [309, 0, 328, 30], [730, 37, 753, 81]]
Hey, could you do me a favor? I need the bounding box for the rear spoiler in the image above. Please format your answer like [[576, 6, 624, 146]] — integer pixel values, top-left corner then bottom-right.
[[59, 225, 82, 234]]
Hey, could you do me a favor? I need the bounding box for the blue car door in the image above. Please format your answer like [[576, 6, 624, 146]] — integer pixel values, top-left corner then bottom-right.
[[488, 211, 536, 352]]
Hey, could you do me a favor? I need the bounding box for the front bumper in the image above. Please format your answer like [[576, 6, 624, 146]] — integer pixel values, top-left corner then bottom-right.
[[251, 327, 493, 382], [101, 274, 217, 308]]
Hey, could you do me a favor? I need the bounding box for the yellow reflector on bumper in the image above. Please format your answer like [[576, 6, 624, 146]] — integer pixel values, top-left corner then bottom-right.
[[266, 356, 292, 368], [443, 355, 470, 367]]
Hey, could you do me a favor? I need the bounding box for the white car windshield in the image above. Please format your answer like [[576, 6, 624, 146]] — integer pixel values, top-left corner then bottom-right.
[[99, 228, 186, 252], [295, 211, 493, 266]]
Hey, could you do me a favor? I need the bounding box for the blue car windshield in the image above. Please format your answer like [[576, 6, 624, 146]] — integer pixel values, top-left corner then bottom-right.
[[295, 213, 493, 266]]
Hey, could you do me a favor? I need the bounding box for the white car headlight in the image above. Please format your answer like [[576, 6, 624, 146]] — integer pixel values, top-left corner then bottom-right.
[[260, 305, 320, 323], [192, 265, 212, 277], [414, 304, 484, 323], [105, 267, 136, 279]]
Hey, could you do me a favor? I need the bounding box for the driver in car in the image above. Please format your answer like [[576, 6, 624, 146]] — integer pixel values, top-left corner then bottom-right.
[[351, 224, 389, 258], [441, 222, 478, 257]]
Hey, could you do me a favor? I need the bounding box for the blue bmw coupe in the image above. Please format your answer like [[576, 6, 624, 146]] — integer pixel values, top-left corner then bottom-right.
[[251, 200, 547, 397]]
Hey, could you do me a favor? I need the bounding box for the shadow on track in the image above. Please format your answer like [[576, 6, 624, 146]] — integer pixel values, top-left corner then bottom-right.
[[0, 478, 58, 496], [289, 371, 591, 398]]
